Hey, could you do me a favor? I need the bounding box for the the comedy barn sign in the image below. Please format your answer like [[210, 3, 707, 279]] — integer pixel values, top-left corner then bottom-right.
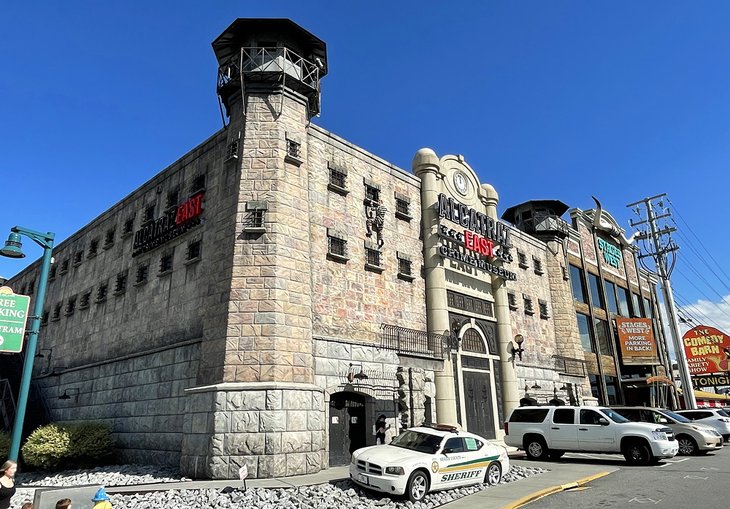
[[436, 193, 517, 281], [682, 325, 730, 376]]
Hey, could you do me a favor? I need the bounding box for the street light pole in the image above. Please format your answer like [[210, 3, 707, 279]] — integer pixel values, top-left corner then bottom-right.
[[0, 226, 55, 461]]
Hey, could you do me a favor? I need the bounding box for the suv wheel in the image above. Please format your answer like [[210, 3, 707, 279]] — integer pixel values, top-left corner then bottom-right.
[[524, 436, 549, 460], [677, 436, 698, 456], [623, 441, 653, 466]]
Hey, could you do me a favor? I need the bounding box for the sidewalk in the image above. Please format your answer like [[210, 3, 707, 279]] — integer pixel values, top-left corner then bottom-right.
[[106, 459, 616, 508]]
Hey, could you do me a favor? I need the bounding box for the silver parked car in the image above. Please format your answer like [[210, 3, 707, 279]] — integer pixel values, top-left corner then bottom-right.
[[675, 409, 730, 442], [612, 406, 723, 455]]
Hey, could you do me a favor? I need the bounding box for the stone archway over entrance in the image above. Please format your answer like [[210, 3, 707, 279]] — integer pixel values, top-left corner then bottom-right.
[[328, 391, 367, 466]]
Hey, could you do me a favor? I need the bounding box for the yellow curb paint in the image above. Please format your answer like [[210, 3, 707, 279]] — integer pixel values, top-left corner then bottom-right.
[[501, 471, 613, 509]]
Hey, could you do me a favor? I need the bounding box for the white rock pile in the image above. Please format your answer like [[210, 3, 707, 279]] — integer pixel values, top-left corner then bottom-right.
[[11, 464, 545, 509]]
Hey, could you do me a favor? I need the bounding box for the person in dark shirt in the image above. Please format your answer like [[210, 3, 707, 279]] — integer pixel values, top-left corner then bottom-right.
[[0, 460, 17, 509], [374, 414, 391, 445]]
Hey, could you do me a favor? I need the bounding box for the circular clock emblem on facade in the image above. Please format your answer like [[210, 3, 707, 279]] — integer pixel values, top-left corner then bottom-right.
[[431, 461, 440, 473], [453, 172, 469, 195]]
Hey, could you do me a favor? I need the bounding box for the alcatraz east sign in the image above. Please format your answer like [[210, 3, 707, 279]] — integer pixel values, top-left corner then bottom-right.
[[132, 192, 205, 257], [0, 288, 31, 353], [436, 193, 517, 281]]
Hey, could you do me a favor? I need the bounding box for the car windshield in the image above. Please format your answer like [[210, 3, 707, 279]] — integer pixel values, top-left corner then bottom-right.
[[390, 430, 443, 454], [661, 410, 690, 423], [600, 408, 630, 423], [717, 409, 730, 417]]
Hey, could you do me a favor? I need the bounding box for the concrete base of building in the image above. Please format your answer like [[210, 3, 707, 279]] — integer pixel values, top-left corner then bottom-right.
[[180, 382, 326, 479]]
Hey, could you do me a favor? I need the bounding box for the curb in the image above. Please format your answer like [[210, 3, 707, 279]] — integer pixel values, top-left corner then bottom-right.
[[501, 471, 613, 509]]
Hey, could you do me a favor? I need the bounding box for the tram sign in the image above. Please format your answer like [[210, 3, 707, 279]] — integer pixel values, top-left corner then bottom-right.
[[0, 286, 31, 353]]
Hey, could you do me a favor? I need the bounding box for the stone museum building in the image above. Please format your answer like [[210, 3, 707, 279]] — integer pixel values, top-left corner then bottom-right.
[[1, 18, 671, 478]]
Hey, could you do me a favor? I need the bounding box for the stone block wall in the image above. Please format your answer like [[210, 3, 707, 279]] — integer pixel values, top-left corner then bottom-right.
[[36, 342, 200, 466], [180, 383, 325, 479], [307, 126, 427, 344]]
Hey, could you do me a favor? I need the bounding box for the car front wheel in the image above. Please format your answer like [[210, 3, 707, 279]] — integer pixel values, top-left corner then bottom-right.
[[677, 436, 698, 456], [485, 462, 502, 485], [623, 441, 653, 466], [406, 470, 429, 502]]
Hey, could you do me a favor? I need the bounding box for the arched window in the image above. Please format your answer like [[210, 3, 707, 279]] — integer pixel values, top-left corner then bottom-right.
[[461, 328, 486, 354]]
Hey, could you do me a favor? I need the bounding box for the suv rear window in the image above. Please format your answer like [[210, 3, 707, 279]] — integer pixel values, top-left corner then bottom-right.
[[510, 408, 550, 423]]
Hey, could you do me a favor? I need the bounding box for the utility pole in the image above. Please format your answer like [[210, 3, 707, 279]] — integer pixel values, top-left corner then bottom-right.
[[627, 194, 697, 409]]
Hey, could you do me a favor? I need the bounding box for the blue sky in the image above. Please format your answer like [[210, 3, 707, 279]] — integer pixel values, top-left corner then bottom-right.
[[2, 1, 730, 331]]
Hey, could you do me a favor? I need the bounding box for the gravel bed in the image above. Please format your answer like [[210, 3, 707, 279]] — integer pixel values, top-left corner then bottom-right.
[[16, 465, 190, 487], [10, 464, 544, 509]]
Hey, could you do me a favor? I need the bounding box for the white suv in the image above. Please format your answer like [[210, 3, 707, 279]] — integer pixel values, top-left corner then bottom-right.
[[504, 406, 679, 465]]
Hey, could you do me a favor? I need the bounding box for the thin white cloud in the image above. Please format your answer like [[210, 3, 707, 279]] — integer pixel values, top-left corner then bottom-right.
[[677, 295, 730, 335]]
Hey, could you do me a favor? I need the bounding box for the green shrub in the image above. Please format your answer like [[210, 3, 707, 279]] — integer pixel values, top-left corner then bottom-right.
[[22, 422, 115, 469], [0, 431, 9, 459]]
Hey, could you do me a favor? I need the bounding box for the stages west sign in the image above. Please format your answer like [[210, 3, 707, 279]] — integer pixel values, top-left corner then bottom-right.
[[0, 287, 31, 353]]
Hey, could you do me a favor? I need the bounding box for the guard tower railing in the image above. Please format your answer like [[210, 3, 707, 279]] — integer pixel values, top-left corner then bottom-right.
[[380, 324, 446, 359]]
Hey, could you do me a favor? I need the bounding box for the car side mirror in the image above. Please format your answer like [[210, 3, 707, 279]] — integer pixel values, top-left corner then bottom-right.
[[442, 447, 453, 455], [598, 417, 609, 426]]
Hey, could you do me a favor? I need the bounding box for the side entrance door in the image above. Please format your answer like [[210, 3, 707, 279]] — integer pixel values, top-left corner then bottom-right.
[[463, 371, 496, 439], [328, 392, 367, 466]]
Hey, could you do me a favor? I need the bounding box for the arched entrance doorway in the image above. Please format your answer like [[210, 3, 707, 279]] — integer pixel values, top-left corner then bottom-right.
[[456, 323, 500, 439], [328, 391, 367, 466]]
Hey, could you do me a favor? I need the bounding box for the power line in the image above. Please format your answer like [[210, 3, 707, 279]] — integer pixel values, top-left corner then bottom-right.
[[672, 224, 730, 296], [672, 269, 730, 322], [674, 254, 728, 303], [673, 291, 726, 331], [667, 197, 730, 289]]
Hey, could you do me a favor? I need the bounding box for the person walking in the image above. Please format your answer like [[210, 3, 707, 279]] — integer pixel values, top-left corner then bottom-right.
[[0, 460, 17, 509], [374, 414, 390, 445]]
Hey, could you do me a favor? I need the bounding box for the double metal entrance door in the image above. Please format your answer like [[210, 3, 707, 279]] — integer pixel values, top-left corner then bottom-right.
[[328, 392, 366, 466], [463, 371, 495, 439]]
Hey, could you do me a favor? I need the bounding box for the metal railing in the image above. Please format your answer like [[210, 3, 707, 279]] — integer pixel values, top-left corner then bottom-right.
[[380, 324, 445, 359], [217, 46, 320, 91]]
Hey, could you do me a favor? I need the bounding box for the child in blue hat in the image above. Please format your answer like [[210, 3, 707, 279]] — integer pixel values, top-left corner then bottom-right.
[[92, 488, 112, 509]]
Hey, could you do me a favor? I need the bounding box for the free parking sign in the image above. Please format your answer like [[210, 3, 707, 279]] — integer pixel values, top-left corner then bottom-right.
[[0, 286, 31, 353]]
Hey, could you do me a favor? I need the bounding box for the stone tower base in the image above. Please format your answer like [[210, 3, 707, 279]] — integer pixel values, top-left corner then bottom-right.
[[180, 382, 326, 479]]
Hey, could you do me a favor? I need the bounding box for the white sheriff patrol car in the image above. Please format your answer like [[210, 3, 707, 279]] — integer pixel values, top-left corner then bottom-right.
[[349, 424, 509, 502]]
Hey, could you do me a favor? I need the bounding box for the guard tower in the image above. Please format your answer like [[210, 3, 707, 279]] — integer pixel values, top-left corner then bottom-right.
[[501, 200, 570, 239], [212, 18, 328, 119]]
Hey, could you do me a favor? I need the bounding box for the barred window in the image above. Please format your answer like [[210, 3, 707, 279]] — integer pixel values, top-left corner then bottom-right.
[[191, 174, 206, 193], [365, 184, 380, 204], [41, 310, 49, 326], [329, 165, 347, 190], [49, 265, 57, 280], [114, 271, 128, 294], [508, 292, 518, 310], [517, 251, 528, 269], [366, 247, 381, 268], [286, 139, 301, 160], [88, 239, 99, 258], [187, 240, 202, 261], [250, 210, 264, 228], [226, 140, 239, 161], [533, 257, 544, 275], [327, 231, 348, 263], [395, 193, 411, 220], [52, 303, 62, 321], [539, 299, 550, 319], [160, 251, 174, 274], [135, 264, 149, 284], [244, 202, 267, 233], [122, 216, 135, 235], [523, 294, 534, 315], [96, 283, 108, 302], [143, 204, 156, 223], [73, 251, 83, 266], [104, 228, 115, 248], [65, 296, 77, 315], [398, 257, 412, 276], [79, 291, 91, 309], [166, 188, 179, 209], [60, 259, 69, 274]]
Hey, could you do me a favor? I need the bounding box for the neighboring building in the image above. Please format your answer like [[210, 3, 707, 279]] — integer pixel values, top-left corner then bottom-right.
[[0, 18, 672, 479], [503, 199, 674, 408]]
